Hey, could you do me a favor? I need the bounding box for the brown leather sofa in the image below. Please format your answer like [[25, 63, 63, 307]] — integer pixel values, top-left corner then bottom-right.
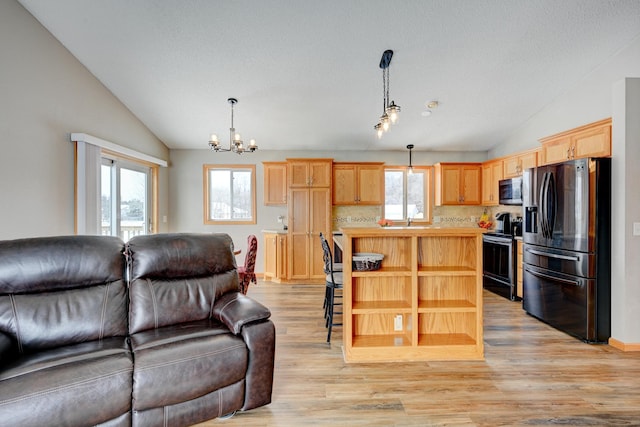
[[0, 233, 275, 427]]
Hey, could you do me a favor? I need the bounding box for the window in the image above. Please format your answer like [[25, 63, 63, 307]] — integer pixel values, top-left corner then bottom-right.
[[384, 166, 432, 223], [101, 155, 153, 240], [204, 164, 256, 225]]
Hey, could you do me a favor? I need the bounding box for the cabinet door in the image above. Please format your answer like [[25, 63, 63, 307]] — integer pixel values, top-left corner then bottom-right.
[[288, 188, 310, 279], [542, 137, 572, 165], [288, 161, 310, 187], [482, 161, 502, 206], [357, 164, 384, 205], [461, 166, 482, 205], [503, 156, 521, 178], [309, 188, 331, 278], [263, 162, 287, 205], [572, 125, 611, 159], [264, 234, 277, 279], [439, 166, 463, 205], [277, 235, 287, 280], [309, 161, 332, 187], [333, 165, 357, 204], [519, 151, 537, 172]]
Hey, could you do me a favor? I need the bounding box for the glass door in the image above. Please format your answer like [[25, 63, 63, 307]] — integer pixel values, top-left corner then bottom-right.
[[101, 158, 151, 240]]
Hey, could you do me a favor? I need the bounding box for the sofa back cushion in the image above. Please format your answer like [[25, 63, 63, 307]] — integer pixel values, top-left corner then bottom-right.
[[0, 235, 127, 353], [126, 233, 238, 334]]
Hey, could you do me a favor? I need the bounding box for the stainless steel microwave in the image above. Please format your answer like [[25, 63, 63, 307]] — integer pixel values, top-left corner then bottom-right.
[[498, 177, 523, 205]]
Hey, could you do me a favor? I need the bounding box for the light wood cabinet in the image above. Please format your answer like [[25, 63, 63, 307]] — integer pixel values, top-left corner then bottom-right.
[[287, 158, 332, 281], [481, 160, 503, 206], [539, 118, 611, 165], [341, 227, 484, 362], [434, 163, 482, 206], [333, 162, 384, 205], [263, 232, 287, 282], [263, 162, 287, 205], [287, 158, 332, 188], [503, 149, 538, 178], [516, 239, 523, 299]]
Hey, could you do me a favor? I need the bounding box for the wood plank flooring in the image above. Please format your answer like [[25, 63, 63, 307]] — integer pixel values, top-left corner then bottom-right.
[[200, 282, 640, 426]]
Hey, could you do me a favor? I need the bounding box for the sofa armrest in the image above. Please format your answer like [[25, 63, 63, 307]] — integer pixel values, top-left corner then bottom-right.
[[212, 292, 271, 335]]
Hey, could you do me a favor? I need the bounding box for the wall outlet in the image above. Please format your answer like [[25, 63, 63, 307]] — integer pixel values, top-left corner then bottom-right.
[[394, 314, 403, 332], [634, 222, 640, 236], [347, 216, 351, 223]]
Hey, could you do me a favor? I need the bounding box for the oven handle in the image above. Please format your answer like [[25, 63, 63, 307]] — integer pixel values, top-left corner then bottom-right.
[[483, 236, 513, 245], [525, 247, 579, 262], [524, 266, 579, 286]]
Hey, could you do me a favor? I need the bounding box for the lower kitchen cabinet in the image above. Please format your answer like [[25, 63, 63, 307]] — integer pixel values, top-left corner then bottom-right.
[[263, 232, 287, 282]]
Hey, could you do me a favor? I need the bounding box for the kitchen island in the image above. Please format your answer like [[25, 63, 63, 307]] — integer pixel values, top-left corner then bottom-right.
[[337, 226, 485, 362]]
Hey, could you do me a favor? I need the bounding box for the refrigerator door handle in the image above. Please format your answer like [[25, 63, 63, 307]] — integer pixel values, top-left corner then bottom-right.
[[525, 247, 580, 262], [524, 266, 580, 286]]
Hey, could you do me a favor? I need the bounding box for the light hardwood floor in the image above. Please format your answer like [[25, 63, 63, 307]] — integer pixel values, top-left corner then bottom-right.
[[200, 281, 640, 427]]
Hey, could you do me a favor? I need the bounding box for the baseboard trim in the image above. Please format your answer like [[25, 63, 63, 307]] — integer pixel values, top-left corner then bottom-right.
[[609, 337, 640, 352]]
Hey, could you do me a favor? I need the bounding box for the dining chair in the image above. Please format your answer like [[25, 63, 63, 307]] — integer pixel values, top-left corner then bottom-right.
[[319, 232, 343, 343], [238, 234, 258, 295]]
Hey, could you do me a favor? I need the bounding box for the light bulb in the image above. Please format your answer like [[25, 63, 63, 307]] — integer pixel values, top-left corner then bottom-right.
[[249, 139, 257, 147], [210, 134, 218, 143], [381, 113, 390, 131], [234, 133, 241, 141]]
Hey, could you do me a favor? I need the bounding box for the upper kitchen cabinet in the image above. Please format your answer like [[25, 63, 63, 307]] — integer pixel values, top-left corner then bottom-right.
[[503, 149, 538, 178], [481, 160, 503, 206], [435, 163, 482, 206], [539, 118, 611, 165], [263, 162, 287, 205], [287, 158, 333, 188], [333, 162, 384, 205]]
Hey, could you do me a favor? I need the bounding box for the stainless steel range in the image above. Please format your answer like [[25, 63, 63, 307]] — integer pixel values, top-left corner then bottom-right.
[[482, 232, 517, 301]]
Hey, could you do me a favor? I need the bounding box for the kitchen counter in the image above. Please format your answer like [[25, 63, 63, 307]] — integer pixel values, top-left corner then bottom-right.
[[339, 226, 485, 362], [261, 229, 287, 234]]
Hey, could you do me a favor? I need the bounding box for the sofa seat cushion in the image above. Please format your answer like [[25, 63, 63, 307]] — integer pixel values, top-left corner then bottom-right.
[[130, 319, 248, 411], [0, 337, 133, 427]]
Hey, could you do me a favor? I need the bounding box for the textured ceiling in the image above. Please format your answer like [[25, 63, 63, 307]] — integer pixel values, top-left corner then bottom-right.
[[17, 0, 640, 151]]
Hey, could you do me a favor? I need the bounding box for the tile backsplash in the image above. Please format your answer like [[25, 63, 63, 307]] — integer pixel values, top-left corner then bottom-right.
[[333, 205, 524, 230]]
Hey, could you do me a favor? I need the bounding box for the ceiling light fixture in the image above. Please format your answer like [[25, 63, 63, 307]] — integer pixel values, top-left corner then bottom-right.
[[407, 144, 414, 174], [375, 50, 401, 139], [208, 98, 257, 154]]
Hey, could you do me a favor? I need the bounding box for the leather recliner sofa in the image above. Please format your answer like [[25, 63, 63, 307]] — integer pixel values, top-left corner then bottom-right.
[[0, 233, 275, 427]]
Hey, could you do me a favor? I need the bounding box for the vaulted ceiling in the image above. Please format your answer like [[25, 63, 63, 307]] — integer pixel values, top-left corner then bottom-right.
[[18, 0, 640, 151]]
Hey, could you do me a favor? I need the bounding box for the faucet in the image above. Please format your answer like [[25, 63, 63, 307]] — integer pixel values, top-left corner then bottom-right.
[[407, 217, 412, 226]]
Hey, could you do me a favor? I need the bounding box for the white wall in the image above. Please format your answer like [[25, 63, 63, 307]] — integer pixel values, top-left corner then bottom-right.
[[168, 149, 487, 270], [491, 35, 640, 346], [0, 0, 169, 240], [611, 78, 640, 345]]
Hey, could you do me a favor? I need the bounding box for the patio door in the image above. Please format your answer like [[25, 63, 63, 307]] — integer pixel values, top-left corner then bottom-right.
[[101, 157, 151, 240]]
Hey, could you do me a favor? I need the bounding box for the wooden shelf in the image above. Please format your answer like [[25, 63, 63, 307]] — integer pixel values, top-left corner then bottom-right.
[[418, 266, 476, 275], [341, 227, 484, 362], [418, 299, 476, 311], [352, 300, 412, 312], [352, 334, 413, 348], [418, 333, 476, 346]]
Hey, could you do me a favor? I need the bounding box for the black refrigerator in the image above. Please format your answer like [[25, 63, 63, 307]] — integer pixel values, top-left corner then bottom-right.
[[522, 157, 611, 343]]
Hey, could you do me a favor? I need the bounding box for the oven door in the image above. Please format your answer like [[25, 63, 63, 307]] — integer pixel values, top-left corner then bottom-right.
[[482, 235, 515, 300]]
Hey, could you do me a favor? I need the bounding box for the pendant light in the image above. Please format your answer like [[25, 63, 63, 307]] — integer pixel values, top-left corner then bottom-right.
[[374, 50, 401, 138], [407, 144, 414, 174]]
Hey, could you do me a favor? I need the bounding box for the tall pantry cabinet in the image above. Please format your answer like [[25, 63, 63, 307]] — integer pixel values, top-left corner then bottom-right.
[[287, 159, 332, 280]]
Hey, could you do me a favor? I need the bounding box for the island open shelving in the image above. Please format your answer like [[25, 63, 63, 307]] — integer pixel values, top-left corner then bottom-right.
[[338, 226, 485, 362]]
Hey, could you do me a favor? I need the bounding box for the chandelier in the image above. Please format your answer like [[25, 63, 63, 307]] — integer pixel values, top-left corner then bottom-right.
[[208, 98, 257, 154], [374, 50, 401, 139]]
